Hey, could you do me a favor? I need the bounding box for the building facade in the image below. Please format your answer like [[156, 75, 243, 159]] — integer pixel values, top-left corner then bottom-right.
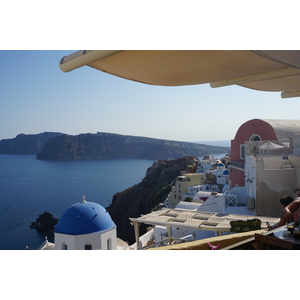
[[54, 198, 117, 250], [168, 173, 205, 208], [229, 119, 300, 217]]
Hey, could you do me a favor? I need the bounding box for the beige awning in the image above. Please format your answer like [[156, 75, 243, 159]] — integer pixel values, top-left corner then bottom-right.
[[59, 50, 300, 98]]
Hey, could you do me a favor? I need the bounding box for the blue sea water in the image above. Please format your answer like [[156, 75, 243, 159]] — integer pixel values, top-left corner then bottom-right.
[[194, 140, 231, 147], [0, 142, 229, 250], [0, 154, 154, 250]]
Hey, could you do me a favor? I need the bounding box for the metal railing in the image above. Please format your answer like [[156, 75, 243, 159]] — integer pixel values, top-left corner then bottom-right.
[[142, 238, 169, 250], [225, 195, 237, 208], [245, 140, 292, 157], [142, 236, 195, 250], [230, 160, 245, 169]]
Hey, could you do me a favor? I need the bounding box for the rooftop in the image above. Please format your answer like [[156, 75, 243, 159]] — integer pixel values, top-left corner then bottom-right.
[[54, 197, 116, 235]]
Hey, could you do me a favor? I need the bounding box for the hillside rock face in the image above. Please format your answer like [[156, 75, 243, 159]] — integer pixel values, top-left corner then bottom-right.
[[36, 132, 228, 160], [30, 211, 58, 232], [106, 156, 198, 245], [0, 132, 62, 154]]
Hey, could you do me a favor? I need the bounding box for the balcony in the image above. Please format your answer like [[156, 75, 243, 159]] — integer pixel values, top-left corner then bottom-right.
[[230, 161, 245, 169], [225, 195, 237, 208], [245, 140, 292, 157], [176, 176, 190, 182]]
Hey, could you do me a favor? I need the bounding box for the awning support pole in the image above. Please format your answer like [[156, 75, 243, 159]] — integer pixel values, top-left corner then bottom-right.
[[134, 222, 140, 250], [167, 226, 172, 245]]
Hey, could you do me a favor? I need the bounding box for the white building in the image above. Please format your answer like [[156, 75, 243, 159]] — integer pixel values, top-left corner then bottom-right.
[[229, 119, 300, 217], [54, 197, 117, 250], [167, 173, 206, 208], [196, 155, 222, 173], [196, 156, 229, 187], [214, 163, 229, 185], [40, 196, 118, 250]]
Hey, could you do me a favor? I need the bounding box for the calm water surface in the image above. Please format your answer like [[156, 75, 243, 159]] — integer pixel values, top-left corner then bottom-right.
[[0, 155, 154, 250]]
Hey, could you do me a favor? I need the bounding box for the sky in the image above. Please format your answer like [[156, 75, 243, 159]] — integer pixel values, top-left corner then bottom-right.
[[1, 2, 299, 146], [1, 49, 300, 144], [2, 1, 298, 296]]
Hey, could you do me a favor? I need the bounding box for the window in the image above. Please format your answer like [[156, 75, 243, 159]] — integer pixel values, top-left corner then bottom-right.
[[107, 238, 112, 250], [250, 134, 261, 142], [62, 243, 68, 250], [240, 144, 245, 159], [85, 243, 92, 250]]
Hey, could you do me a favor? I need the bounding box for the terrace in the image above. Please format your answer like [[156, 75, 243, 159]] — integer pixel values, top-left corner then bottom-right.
[[245, 140, 292, 157], [130, 208, 278, 249]]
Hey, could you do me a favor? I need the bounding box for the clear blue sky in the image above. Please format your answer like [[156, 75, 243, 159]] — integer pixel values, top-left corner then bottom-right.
[[1, 50, 300, 143], [1, 1, 297, 293], [1, 3, 298, 143]]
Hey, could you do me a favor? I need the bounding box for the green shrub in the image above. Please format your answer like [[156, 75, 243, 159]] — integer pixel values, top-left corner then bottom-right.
[[184, 197, 193, 202]]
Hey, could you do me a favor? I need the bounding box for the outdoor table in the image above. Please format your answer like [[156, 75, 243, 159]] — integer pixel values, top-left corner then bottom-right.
[[253, 225, 300, 250], [271, 227, 300, 249], [254, 226, 300, 250]]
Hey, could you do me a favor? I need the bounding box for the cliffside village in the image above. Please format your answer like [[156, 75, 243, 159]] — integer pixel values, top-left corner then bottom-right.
[[39, 50, 300, 250], [37, 118, 300, 250]]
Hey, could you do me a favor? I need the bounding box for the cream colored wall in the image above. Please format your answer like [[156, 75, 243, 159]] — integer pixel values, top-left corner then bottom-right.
[[168, 173, 205, 208], [180, 174, 205, 200], [290, 156, 300, 168], [187, 173, 205, 185], [261, 156, 285, 169], [168, 186, 177, 208], [255, 159, 297, 217], [262, 155, 300, 169]]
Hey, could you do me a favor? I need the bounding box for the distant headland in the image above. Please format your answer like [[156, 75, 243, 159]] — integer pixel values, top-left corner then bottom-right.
[[0, 132, 63, 154], [0, 132, 229, 161]]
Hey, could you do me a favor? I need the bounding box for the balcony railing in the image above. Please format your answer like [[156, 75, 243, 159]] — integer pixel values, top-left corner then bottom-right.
[[245, 140, 292, 157], [225, 195, 237, 208], [230, 161, 245, 169]]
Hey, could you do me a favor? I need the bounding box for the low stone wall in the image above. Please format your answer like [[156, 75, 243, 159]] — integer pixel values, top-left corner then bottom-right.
[[149, 229, 267, 250]]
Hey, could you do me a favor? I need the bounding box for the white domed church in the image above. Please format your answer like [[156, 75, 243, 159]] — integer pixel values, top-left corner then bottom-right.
[[39, 196, 119, 250]]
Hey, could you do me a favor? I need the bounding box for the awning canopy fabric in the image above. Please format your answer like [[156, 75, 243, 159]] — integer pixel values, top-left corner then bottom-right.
[[59, 50, 300, 98]]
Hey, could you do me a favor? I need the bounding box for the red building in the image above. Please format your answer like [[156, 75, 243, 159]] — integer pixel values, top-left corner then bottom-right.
[[229, 119, 300, 189]]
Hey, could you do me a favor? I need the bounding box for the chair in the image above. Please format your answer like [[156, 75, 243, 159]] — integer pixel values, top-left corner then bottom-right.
[[254, 233, 294, 250]]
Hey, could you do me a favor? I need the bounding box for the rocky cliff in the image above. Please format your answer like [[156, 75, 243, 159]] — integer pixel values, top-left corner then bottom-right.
[[36, 132, 229, 160], [30, 211, 58, 232], [106, 156, 198, 244], [0, 132, 63, 154]]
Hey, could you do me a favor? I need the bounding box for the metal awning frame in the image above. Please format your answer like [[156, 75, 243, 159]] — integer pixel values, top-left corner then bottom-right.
[[129, 209, 279, 249]]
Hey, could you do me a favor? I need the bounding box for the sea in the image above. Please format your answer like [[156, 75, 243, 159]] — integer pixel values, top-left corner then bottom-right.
[[0, 141, 230, 250], [0, 155, 155, 250]]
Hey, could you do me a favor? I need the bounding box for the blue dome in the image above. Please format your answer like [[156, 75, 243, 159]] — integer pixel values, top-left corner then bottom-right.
[[218, 163, 225, 166], [54, 201, 116, 235], [223, 170, 229, 175]]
